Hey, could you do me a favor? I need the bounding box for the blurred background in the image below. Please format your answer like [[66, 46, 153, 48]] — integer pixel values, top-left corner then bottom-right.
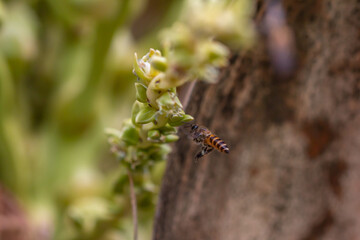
[[0, 0, 184, 239]]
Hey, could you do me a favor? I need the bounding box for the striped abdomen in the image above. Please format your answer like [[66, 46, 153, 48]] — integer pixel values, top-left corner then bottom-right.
[[206, 134, 229, 153]]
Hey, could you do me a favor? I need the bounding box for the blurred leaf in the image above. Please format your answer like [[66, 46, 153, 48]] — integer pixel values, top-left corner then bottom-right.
[[113, 174, 128, 194], [0, 2, 5, 27], [0, 3, 38, 60]]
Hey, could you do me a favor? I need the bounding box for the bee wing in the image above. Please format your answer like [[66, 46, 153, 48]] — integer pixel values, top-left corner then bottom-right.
[[199, 127, 211, 137], [178, 123, 196, 140], [179, 123, 192, 135], [182, 122, 193, 129]]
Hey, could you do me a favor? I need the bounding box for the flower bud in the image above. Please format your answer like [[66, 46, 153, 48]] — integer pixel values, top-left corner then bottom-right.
[[135, 105, 157, 124], [134, 83, 148, 103], [150, 56, 168, 72]]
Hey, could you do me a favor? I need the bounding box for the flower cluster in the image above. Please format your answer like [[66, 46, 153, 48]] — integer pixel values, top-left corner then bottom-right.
[[107, 41, 230, 169], [107, 48, 194, 170]]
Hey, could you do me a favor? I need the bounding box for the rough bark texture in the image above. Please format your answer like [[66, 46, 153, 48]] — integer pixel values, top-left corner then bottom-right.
[[153, 0, 360, 240]]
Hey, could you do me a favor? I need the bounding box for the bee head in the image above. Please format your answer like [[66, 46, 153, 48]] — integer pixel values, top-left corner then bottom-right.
[[182, 123, 198, 134], [191, 124, 198, 131]]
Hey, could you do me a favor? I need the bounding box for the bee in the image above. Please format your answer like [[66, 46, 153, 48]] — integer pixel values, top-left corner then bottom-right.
[[188, 124, 229, 161]]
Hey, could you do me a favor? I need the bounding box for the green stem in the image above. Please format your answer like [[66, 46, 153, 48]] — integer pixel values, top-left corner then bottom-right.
[[127, 170, 138, 240]]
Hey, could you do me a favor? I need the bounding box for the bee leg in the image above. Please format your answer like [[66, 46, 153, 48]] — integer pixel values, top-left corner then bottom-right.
[[195, 147, 206, 163], [195, 151, 204, 162], [204, 146, 214, 156], [193, 135, 203, 143], [195, 146, 213, 163]]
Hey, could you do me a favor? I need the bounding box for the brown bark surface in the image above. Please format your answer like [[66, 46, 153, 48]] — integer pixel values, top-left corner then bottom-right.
[[153, 0, 360, 239]]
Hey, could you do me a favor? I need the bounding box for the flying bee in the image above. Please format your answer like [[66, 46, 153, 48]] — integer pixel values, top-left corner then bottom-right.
[[188, 124, 229, 161]]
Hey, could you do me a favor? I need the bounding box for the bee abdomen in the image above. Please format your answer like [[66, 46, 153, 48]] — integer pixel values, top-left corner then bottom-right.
[[207, 134, 229, 153]]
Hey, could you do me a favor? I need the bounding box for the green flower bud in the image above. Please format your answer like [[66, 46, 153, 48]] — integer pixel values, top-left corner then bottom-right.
[[163, 134, 179, 143], [148, 130, 160, 140], [173, 96, 183, 108], [169, 113, 184, 123], [131, 101, 143, 125], [158, 125, 177, 134], [150, 56, 168, 72], [120, 124, 140, 146], [154, 112, 168, 127], [135, 83, 148, 103], [142, 122, 157, 131], [135, 105, 157, 124], [148, 72, 188, 91], [168, 114, 194, 126], [156, 92, 175, 108], [148, 73, 166, 90], [181, 114, 194, 123], [159, 144, 172, 154], [147, 76, 166, 108]]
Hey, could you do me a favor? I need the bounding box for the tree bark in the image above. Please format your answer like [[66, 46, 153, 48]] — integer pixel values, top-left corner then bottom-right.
[[153, 0, 360, 240]]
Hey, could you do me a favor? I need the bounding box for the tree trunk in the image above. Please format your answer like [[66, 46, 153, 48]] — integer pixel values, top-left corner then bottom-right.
[[153, 0, 360, 240]]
